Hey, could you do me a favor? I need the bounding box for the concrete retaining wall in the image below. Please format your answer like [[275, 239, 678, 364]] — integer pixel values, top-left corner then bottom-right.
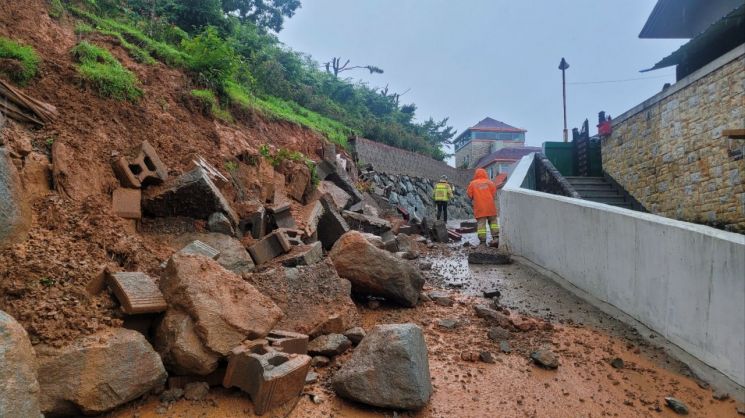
[[501, 153, 745, 387], [350, 137, 474, 188]]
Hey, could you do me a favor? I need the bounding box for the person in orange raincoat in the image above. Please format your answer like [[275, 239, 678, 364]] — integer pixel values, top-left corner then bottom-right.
[[467, 168, 500, 246]]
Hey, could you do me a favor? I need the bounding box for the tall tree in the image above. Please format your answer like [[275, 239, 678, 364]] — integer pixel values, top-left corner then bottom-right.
[[221, 0, 301, 32]]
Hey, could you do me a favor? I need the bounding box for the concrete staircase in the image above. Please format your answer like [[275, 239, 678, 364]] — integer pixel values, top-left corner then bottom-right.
[[565, 177, 632, 209]]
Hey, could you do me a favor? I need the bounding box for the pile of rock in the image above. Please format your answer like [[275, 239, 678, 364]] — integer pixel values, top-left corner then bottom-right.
[[360, 169, 473, 221]]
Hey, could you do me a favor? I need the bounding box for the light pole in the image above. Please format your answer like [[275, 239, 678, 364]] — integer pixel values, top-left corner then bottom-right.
[[558, 57, 570, 142]]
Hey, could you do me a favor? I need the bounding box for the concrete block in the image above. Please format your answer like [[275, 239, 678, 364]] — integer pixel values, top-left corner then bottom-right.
[[266, 330, 309, 355], [277, 228, 304, 246], [342, 210, 392, 236], [317, 196, 350, 250], [268, 203, 296, 229], [239, 206, 267, 239], [160, 240, 221, 268], [106, 272, 167, 314], [304, 201, 324, 237], [325, 172, 363, 209], [223, 343, 311, 415], [281, 242, 323, 267], [248, 230, 293, 265], [142, 167, 238, 226], [111, 141, 168, 188], [111, 188, 141, 219], [309, 314, 345, 338]]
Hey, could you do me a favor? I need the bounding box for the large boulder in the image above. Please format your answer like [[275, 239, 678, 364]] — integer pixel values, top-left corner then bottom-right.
[[154, 309, 221, 376], [161, 253, 283, 355], [36, 328, 167, 416], [0, 310, 42, 418], [0, 147, 30, 246], [247, 260, 360, 335], [329, 231, 424, 307], [332, 323, 432, 410], [318, 180, 351, 210]]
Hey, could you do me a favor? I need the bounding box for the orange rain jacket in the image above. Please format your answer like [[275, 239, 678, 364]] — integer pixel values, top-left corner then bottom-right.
[[467, 168, 498, 218]]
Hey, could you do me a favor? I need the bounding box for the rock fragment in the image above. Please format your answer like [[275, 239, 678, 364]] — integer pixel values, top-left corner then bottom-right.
[[0, 310, 42, 418], [183, 382, 210, 401], [344, 327, 366, 345], [664, 397, 689, 415], [308, 334, 352, 357], [530, 349, 559, 369]]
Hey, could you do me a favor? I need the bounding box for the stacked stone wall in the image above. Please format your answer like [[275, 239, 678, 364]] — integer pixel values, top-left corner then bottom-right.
[[351, 137, 474, 188], [602, 50, 745, 232]]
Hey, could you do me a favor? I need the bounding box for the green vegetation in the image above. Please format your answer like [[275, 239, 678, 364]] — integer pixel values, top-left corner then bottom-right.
[[0, 37, 40, 84], [65, 1, 455, 159], [72, 41, 142, 101], [190, 89, 233, 122], [49, 0, 64, 19]]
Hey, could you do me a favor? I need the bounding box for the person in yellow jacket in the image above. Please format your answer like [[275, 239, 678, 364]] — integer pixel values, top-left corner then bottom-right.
[[433, 175, 454, 223]]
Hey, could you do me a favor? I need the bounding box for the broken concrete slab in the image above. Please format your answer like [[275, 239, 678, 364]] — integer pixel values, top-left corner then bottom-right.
[[142, 166, 238, 226], [161, 253, 283, 355], [239, 206, 267, 239], [330, 231, 425, 307], [266, 330, 309, 355], [248, 229, 293, 265], [111, 140, 168, 188], [37, 328, 167, 416], [106, 271, 167, 315], [309, 314, 345, 338], [325, 172, 363, 208], [161, 239, 221, 269], [331, 323, 432, 410], [342, 210, 392, 236], [317, 196, 350, 250], [280, 241, 323, 268], [208, 212, 234, 236], [154, 309, 220, 376], [223, 343, 311, 415], [303, 200, 324, 237], [111, 188, 141, 219]]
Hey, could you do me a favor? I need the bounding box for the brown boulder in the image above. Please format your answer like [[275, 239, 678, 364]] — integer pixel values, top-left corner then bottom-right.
[[20, 151, 51, 201], [0, 147, 30, 246], [0, 310, 42, 417], [154, 310, 221, 376], [247, 260, 359, 335], [330, 231, 424, 307], [37, 328, 167, 416], [161, 253, 283, 355], [51, 141, 104, 201]]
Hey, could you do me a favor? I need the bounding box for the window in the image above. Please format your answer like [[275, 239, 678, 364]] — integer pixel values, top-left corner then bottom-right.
[[488, 167, 494, 178]]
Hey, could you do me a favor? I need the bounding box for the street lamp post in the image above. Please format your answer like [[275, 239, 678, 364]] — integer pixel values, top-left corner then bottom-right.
[[558, 57, 570, 143]]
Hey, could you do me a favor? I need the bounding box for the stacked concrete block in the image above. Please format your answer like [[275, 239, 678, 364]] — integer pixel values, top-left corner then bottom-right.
[[111, 141, 168, 188], [223, 343, 311, 415], [342, 210, 392, 236], [266, 330, 309, 355], [111, 188, 141, 219], [268, 203, 296, 229]]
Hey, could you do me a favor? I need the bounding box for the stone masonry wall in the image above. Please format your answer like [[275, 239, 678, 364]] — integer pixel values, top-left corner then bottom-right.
[[455, 140, 492, 169], [351, 137, 474, 188], [602, 50, 745, 232]]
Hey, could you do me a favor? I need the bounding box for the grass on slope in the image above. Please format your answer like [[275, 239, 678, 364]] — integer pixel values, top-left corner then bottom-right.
[[0, 37, 40, 84], [226, 82, 352, 147], [191, 89, 233, 122], [72, 41, 142, 101]]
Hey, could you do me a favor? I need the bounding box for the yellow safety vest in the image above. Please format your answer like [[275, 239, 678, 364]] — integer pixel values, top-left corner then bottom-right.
[[433, 182, 453, 202]]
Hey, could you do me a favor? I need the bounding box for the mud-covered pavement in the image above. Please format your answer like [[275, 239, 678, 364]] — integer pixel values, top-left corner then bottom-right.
[[110, 234, 744, 418]]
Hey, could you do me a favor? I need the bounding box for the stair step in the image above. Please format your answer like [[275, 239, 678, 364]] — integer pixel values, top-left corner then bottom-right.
[[586, 196, 628, 205], [578, 190, 622, 198], [571, 184, 616, 191]]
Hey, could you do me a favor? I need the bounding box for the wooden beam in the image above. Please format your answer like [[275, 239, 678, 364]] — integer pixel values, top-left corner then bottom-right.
[[722, 129, 745, 139]]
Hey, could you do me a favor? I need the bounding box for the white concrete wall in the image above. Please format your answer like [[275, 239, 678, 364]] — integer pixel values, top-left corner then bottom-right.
[[501, 154, 745, 387]]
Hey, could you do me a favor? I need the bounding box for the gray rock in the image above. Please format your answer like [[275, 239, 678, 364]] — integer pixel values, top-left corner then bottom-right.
[[311, 356, 330, 368], [332, 323, 432, 410], [429, 291, 454, 307], [305, 371, 319, 384], [0, 147, 29, 246], [499, 341, 511, 354], [171, 233, 255, 274], [487, 326, 511, 341], [479, 351, 495, 364], [207, 212, 235, 236], [610, 357, 624, 369], [159, 388, 184, 403], [437, 319, 458, 329], [664, 397, 689, 415], [37, 328, 167, 416], [183, 382, 210, 401], [344, 327, 366, 345], [0, 310, 42, 418], [474, 305, 512, 329], [308, 334, 352, 357], [530, 349, 559, 369]]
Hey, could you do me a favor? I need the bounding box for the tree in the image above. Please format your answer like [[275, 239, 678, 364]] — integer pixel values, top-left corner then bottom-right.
[[418, 117, 456, 149], [324, 57, 383, 78], [221, 0, 301, 32]]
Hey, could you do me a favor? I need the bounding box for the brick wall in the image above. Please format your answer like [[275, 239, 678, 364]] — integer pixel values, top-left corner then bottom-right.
[[602, 46, 745, 232], [350, 137, 474, 188]]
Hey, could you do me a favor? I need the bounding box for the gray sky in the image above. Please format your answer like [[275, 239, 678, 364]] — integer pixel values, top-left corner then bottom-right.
[[279, 0, 686, 160]]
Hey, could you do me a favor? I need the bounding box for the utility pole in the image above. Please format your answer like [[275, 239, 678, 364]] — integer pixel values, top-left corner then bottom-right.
[[558, 58, 570, 142]]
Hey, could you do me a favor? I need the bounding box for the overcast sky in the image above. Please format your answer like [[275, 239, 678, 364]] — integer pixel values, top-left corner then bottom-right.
[[278, 0, 686, 161]]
